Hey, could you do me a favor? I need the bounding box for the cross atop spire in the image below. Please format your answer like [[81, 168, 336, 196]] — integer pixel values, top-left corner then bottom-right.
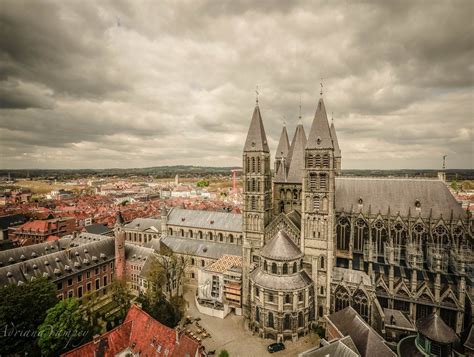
[[299, 94, 302, 119], [320, 78, 324, 96], [332, 111, 334, 124], [255, 85, 259, 106]]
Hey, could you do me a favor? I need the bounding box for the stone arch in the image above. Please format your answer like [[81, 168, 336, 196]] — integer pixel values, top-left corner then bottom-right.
[[335, 285, 350, 311], [337, 216, 351, 251], [352, 289, 369, 322]]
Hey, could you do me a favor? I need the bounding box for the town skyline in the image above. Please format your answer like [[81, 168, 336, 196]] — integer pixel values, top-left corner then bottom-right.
[[1, 1, 472, 170]]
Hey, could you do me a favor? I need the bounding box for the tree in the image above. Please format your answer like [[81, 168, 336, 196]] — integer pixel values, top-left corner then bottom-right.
[[0, 277, 57, 354], [218, 350, 230, 357], [38, 298, 90, 356], [451, 180, 459, 191], [110, 279, 132, 322]]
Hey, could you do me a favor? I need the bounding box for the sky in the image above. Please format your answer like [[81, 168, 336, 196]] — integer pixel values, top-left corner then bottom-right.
[[0, 0, 473, 170]]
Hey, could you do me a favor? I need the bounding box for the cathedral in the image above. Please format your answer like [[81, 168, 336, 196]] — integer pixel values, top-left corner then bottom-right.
[[240, 93, 472, 342]]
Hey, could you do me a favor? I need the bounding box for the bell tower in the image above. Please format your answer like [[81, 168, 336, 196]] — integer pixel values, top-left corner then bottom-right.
[[301, 96, 336, 322], [242, 99, 272, 317]]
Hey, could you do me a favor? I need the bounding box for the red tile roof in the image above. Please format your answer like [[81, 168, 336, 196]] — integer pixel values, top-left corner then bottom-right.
[[62, 305, 201, 357]]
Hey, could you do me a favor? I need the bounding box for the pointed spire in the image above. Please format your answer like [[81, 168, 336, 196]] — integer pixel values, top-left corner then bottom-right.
[[286, 123, 307, 183], [243, 105, 269, 152], [330, 117, 341, 158], [306, 98, 333, 149], [275, 125, 290, 159]]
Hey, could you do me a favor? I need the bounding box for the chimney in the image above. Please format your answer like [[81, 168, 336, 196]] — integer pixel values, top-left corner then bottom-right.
[[93, 334, 101, 344]]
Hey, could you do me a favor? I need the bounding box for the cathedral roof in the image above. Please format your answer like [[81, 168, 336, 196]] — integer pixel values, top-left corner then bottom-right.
[[306, 98, 334, 150], [330, 121, 341, 158], [250, 268, 312, 290], [335, 177, 467, 219], [275, 125, 290, 159], [243, 105, 269, 153], [167, 208, 242, 232], [416, 312, 459, 344], [286, 124, 307, 183], [260, 230, 303, 261]]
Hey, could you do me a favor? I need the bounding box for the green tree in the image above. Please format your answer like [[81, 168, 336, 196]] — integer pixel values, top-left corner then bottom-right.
[[0, 277, 57, 354], [218, 350, 230, 357], [38, 298, 90, 356], [451, 180, 459, 191], [110, 279, 132, 322]]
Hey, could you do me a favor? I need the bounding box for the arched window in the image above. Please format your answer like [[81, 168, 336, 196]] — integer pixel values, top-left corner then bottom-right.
[[313, 196, 320, 211], [320, 256, 325, 270], [189, 229, 193, 238], [251, 157, 256, 173], [229, 234, 234, 243], [293, 262, 297, 273], [218, 233, 223, 242], [309, 173, 317, 189], [264, 260, 268, 271], [300, 259, 303, 269], [354, 219, 368, 252], [208, 232, 213, 240], [315, 154, 321, 167], [283, 314, 291, 330], [298, 312, 304, 327], [433, 224, 449, 247], [293, 189, 298, 200], [257, 157, 261, 173], [251, 196, 257, 210], [180, 229, 184, 237], [392, 222, 407, 260], [352, 289, 369, 322], [285, 294, 291, 304], [320, 173, 327, 190], [268, 293, 274, 302], [372, 219, 387, 257], [322, 154, 329, 167], [255, 306, 260, 322], [272, 262, 277, 274], [268, 312, 274, 328], [282, 263, 288, 274], [246, 157, 250, 173], [198, 231, 203, 239], [168, 228, 173, 236], [337, 217, 351, 251], [335, 286, 350, 312]]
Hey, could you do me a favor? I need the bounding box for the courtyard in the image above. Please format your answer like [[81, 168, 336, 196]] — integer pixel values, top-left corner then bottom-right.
[[183, 286, 320, 357]]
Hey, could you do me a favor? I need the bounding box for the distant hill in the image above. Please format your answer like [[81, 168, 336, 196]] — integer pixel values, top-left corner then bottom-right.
[[0, 167, 473, 181]]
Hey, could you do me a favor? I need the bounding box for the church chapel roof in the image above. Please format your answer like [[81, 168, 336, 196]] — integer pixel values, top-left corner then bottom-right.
[[250, 268, 312, 290], [286, 124, 307, 183], [335, 177, 466, 219], [243, 105, 270, 152], [416, 312, 459, 344], [260, 230, 303, 261], [159, 236, 242, 260], [306, 98, 334, 150]]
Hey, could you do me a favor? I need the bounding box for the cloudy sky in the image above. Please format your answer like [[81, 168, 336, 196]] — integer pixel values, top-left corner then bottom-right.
[[0, 0, 472, 170]]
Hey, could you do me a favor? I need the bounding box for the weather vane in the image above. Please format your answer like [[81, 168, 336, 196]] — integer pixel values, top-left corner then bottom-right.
[[255, 85, 259, 105], [320, 78, 324, 96]]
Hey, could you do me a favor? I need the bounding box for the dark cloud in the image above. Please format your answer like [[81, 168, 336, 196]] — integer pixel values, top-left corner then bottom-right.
[[0, 0, 472, 169]]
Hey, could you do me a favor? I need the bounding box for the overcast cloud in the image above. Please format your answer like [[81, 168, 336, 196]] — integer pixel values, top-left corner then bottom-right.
[[0, 0, 472, 169]]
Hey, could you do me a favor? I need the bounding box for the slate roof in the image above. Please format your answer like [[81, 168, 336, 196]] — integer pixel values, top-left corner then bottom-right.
[[83, 223, 111, 235], [335, 177, 465, 219], [275, 125, 290, 159], [330, 121, 341, 158], [124, 218, 161, 232], [167, 208, 242, 232], [0, 237, 115, 286], [416, 312, 459, 344], [62, 305, 200, 357], [306, 98, 333, 150], [260, 230, 303, 261], [286, 124, 307, 183], [464, 324, 474, 351], [327, 306, 396, 357], [298, 336, 360, 357], [160, 236, 242, 260], [384, 308, 415, 330], [333, 267, 372, 286], [0, 214, 27, 230], [250, 268, 312, 291], [243, 105, 270, 152]]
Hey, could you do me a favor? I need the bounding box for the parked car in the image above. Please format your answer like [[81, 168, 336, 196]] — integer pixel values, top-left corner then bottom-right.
[[267, 342, 285, 353]]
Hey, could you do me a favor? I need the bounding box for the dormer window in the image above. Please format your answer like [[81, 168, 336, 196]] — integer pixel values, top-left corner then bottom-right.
[[358, 197, 363, 205], [316, 137, 321, 145], [415, 200, 421, 209]]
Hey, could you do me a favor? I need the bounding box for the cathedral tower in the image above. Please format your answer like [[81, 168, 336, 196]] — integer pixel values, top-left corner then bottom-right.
[[301, 97, 336, 322], [242, 101, 272, 317]]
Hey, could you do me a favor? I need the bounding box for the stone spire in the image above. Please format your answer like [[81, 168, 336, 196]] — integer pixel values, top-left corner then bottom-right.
[[286, 123, 307, 183], [330, 120, 341, 158], [275, 125, 290, 159], [243, 105, 269, 153], [306, 98, 333, 150]]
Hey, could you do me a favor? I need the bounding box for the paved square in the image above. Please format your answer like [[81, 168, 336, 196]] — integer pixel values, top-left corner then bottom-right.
[[183, 286, 320, 357]]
